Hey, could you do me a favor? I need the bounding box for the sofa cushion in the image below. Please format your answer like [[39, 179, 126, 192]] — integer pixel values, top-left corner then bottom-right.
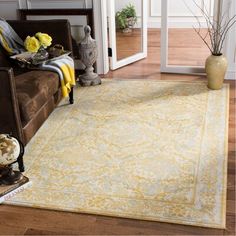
[[15, 70, 60, 123]]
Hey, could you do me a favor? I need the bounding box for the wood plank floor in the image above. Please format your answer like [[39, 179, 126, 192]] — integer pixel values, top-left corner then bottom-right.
[[0, 29, 235, 235], [116, 28, 210, 66]]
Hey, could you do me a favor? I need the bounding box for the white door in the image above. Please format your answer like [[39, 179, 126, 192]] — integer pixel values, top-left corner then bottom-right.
[[108, 0, 148, 70], [160, 0, 218, 74]]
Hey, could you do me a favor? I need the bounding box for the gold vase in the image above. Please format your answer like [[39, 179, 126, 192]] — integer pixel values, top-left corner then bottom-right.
[[205, 54, 228, 90]]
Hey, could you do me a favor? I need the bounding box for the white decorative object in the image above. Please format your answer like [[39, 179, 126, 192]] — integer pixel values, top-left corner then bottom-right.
[[0, 134, 20, 166], [78, 25, 101, 86], [0, 134, 25, 185]]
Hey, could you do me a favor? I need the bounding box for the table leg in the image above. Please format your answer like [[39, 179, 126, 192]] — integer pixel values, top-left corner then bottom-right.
[[69, 87, 74, 104]]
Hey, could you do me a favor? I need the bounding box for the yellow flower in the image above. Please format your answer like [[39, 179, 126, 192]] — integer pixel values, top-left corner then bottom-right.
[[35, 32, 52, 48], [24, 36, 40, 53]]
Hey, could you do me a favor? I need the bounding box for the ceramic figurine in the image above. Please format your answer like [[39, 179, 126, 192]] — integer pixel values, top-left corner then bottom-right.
[[78, 25, 101, 86]]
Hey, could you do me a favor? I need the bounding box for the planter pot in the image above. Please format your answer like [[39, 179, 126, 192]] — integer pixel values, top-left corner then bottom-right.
[[205, 54, 228, 90], [122, 17, 136, 33], [122, 27, 132, 33]]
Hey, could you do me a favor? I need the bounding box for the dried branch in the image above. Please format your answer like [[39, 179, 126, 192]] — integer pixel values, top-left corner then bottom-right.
[[186, 0, 236, 55], [188, 0, 216, 51], [193, 26, 213, 54], [183, 0, 214, 52]]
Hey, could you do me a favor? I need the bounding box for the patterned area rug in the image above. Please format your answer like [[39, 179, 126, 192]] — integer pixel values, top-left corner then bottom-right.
[[6, 79, 229, 228]]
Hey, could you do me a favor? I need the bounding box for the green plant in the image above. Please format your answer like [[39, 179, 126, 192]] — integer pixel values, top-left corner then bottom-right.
[[116, 4, 137, 30]]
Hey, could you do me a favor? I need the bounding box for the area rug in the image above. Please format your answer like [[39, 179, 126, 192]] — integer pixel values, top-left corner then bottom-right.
[[6, 79, 229, 228]]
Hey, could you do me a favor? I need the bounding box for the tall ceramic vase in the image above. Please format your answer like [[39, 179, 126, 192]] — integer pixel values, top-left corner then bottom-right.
[[205, 54, 228, 90]]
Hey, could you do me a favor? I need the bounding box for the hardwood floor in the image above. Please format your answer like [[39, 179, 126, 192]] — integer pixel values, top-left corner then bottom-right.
[[116, 29, 142, 61], [0, 29, 235, 235], [116, 28, 210, 66]]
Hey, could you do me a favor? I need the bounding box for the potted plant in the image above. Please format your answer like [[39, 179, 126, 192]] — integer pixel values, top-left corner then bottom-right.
[[190, 1, 236, 90], [115, 4, 137, 33]]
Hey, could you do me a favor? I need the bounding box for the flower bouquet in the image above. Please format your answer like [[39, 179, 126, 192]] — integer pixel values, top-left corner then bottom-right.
[[24, 32, 52, 53], [24, 32, 52, 64], [11, 32, 52, 66]]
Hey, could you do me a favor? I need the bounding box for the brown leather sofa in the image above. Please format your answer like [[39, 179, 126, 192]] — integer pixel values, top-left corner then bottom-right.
[[0, 20, 74, 146]]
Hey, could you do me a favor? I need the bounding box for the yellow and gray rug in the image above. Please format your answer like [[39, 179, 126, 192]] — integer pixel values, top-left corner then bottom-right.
[[7, 79, 229, 228]]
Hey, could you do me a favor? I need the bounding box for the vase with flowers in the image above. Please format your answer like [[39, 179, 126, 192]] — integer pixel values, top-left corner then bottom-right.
[[24, 32, 52, 64], [189, 0, 236, 90]]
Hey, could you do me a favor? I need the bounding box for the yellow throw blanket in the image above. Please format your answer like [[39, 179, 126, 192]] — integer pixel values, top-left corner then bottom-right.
[[42, 57, 76, 97]]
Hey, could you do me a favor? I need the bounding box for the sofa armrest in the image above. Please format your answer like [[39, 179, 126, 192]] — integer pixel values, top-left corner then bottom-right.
[[0, 67, 24, 143], [7, 20, 73, 55]]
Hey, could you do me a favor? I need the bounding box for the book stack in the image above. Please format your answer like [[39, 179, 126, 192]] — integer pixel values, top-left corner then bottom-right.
[[0, 176, 30, 203]]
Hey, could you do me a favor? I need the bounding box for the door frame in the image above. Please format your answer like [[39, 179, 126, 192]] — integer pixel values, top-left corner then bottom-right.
[[93, 0, 109, 75], [108, 0, 148, 70], [160, 0, 213, 74]]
